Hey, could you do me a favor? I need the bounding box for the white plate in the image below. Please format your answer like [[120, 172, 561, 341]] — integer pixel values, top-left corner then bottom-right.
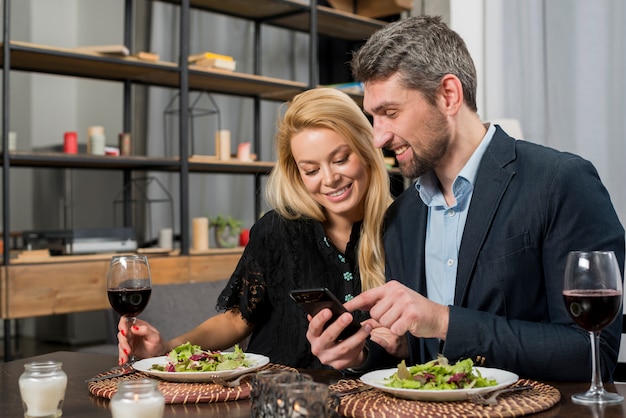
[[132, 352, 270, 383], [360, 366, 519, 402]]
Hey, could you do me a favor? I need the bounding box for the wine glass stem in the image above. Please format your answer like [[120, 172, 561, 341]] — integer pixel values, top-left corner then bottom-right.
[[589, 331, 605, 394], [126, 316, 137, 364]]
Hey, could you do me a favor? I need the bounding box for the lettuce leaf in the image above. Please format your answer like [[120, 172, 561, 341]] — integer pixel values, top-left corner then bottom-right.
[[385, 357, 497, 390], [151, 342, 250, 372]]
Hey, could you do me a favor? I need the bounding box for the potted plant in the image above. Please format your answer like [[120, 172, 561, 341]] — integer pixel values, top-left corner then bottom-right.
[[209, 214, 242, 248]]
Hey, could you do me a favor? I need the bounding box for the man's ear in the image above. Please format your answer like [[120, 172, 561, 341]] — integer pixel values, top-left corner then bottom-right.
[[437, 74, 463, 116]]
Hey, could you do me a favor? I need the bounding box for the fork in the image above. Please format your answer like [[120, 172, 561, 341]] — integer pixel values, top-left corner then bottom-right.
[[467, 384, 533, 405], [85, 368, 137, 383], [85, 365, 137, 383], [207, 371, 258, 387]]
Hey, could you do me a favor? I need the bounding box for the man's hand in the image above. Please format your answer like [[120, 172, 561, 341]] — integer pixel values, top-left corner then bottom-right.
[[345, 281, 449, 341]]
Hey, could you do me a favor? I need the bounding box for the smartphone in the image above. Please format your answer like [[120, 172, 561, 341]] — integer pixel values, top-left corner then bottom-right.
[[289, 287, 361, 341]]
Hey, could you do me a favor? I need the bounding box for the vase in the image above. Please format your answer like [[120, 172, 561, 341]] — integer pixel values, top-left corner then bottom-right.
[[214, 226, 240, 248]]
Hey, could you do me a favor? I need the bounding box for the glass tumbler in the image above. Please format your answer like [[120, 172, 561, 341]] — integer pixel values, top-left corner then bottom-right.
[[18, 361, 68, 418]]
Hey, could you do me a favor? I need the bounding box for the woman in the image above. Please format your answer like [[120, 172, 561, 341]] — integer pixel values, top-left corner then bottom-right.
[[117, 87, 393, 369]]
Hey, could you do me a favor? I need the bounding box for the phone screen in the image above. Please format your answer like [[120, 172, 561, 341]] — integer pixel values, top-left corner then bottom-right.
[[289, 287, 361, 340]]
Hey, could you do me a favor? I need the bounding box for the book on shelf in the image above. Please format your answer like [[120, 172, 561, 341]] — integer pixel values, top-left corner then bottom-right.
[[75, 44, 130, 56], [188, 51, 234, 63], [133, 51, 160, 62], [191, 57, 237, 72]]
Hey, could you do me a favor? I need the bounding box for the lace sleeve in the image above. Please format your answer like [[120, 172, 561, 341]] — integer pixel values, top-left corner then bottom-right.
[[216, 251, 267, 324], [216, 213, 277, 324]]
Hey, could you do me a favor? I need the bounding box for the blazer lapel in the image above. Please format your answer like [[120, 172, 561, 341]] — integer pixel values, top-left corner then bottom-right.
[[455, 130, 517, 305], [386, 187, 428, 294]]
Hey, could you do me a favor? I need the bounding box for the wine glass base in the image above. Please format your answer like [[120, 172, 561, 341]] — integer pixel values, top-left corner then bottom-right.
[[571, 389, 624, 405]]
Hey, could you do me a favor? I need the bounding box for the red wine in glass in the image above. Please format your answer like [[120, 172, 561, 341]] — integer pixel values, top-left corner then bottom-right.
[[107, 255, 152, 365], [107, 287, 152, 317], [563, 289, 621, 332], [562, 251, 623, 405]]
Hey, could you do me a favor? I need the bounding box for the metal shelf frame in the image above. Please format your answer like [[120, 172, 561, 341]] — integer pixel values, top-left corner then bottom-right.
[[0, 0, 386, 361]]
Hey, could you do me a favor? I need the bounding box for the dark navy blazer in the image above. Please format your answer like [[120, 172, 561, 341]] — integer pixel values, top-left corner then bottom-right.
[[383, 127, 625, 382]]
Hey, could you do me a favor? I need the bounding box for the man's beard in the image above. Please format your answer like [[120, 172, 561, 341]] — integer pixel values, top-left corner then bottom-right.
[[398, 109, 450, 179]]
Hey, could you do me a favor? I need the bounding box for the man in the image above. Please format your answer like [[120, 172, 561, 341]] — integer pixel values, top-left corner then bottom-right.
[[306, 15, 624, 382]]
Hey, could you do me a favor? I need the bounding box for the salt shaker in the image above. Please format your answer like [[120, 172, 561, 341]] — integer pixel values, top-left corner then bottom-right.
[[110, 379, 165, 418], [18, 361, 68, 418]]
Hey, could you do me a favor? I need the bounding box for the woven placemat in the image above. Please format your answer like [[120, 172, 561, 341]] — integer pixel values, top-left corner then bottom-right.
[[330, 378, 560, 418], [87, 363, 297, 404]]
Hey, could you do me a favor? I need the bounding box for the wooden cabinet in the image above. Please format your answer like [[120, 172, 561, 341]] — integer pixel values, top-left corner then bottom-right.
[[3, 250, 242, 318]]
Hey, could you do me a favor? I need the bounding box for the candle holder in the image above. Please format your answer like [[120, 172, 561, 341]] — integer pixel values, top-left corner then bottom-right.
[[250, 370, 311, 418], [275, 381, 337, 418], [110, 379, 165, 418], [18, 361, 68, 418]]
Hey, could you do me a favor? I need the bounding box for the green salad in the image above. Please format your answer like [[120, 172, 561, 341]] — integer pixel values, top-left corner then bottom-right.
[[151, 342, 251, 373], [385, 356, 497, 390]]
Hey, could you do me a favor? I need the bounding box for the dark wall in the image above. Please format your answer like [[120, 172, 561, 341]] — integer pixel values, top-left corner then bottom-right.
[[317, 1, 401, 84]]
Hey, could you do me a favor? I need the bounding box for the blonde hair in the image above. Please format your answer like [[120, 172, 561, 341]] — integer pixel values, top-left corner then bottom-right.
[[265, 88, 392, 290]]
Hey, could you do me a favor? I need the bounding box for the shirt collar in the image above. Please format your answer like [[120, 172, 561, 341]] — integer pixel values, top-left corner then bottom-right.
[[415, 123, 496, 205]]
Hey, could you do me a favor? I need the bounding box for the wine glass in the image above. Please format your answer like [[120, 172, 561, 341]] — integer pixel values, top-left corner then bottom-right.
[[562, 250, 623, 405], [107, 255, 152, 365]]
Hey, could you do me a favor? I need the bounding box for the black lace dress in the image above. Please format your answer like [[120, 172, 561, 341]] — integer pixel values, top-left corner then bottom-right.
[[217, 210, 363, 369]]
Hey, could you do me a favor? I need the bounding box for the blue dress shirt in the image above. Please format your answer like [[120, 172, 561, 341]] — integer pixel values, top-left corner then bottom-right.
[[416, 123, 496, 306]]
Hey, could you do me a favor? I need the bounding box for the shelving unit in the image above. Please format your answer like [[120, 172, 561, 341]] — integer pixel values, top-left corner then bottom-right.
[[4, 41, 306, 100], [0, 0, 389, 360]]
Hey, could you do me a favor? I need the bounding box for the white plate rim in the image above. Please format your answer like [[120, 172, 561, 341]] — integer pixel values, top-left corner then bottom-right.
[[132, 352, 270, 383], [360, 366, 519, 402]]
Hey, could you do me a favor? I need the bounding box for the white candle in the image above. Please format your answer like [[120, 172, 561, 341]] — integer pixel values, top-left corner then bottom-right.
[[215, 129, 231, 160], [110, 395, 165, 418], [18, 361, 67, 418], [110, 379, 164, 418], [8, 131, 17, 151], [158, 228, 173, 250]]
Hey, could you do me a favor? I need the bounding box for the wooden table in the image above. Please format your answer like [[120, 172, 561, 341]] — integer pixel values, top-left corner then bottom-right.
[[2, 351, 626, 417]]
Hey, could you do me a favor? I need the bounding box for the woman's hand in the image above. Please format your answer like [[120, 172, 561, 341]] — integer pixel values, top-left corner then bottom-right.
[[117, 317, 168, 366], [365, 318, 409, 358], [306, 309, 372, 370]]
